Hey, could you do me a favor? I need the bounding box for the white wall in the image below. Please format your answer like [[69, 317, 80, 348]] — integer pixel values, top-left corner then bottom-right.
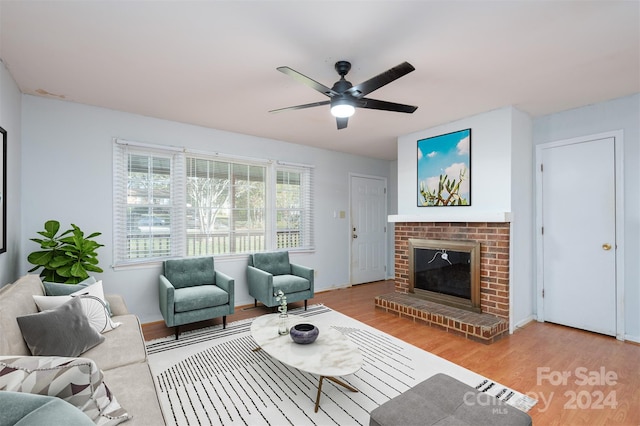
[[509, 108, 534, 329], [397, 107, 514, 218], [387, 160, 398, 278], [0, 61, 23, 286], [395, 106, 535, 331], [20, 96, 391, 323], [533, 93, 640, 341]]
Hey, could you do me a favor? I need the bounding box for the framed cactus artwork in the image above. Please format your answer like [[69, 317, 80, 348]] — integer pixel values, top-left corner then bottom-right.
[[417, 128, 471, 207]]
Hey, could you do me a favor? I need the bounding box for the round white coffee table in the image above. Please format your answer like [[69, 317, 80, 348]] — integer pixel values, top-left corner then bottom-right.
[[250, 313, 363, 412]]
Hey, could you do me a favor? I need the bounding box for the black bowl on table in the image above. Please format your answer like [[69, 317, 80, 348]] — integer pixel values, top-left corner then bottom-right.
[[289, 323, 319, 344]]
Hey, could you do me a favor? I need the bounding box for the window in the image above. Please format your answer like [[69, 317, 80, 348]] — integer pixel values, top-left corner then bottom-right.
[[276, 167, 313, 250], [185, 157, 266, 255], [113, 140, 314, 266]]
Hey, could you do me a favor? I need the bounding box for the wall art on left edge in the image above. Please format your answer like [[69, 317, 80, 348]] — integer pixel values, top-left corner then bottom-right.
[[0, 126, 6, 253], [417, 128, 471, 207]]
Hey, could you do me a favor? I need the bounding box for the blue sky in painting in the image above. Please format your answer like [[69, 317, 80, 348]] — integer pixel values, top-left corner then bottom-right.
[[417, 129, 470, 204]]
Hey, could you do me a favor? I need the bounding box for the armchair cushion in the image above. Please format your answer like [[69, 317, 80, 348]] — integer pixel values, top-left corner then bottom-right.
[[253, 251, 291, 276], [174, 285, 229, 313], [163, 257, 215, 289], [273, 275, 311, 294]]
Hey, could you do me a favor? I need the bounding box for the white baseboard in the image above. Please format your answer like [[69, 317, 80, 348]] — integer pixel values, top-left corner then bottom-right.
[[624, 333, 640, 343], [512, 315, 536, 333], [526, 317, 638, 343]]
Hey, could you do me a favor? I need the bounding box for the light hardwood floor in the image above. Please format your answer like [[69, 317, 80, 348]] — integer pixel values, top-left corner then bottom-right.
[[142, 280, 640, 425]]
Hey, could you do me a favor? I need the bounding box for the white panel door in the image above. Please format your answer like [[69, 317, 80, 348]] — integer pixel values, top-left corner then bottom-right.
[[350, 176, 387, 284], [541, 137, 616, 336]]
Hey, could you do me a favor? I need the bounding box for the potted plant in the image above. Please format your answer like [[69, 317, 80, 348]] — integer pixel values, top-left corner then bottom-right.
[[27, 220, 104, 284]]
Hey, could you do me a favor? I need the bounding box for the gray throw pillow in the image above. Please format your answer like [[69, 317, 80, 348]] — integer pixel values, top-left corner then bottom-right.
[[42, 276, 96, 296], [16, 297, 105, 357]]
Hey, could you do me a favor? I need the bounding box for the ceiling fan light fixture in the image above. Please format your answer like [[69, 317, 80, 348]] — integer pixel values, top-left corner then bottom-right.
[[330, 98, 355, 118], [272, 60, 417, 129]]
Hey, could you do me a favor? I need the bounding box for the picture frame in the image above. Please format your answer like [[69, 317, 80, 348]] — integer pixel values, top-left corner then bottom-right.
[[417, 128, 471, 207], [0, 126, 5, 254]]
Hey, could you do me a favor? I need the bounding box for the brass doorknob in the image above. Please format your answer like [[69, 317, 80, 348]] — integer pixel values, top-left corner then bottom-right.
[[602, 243, 612, 251]]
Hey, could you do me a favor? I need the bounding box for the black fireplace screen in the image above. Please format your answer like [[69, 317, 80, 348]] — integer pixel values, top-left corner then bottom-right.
[[413, 248, 471, 300]]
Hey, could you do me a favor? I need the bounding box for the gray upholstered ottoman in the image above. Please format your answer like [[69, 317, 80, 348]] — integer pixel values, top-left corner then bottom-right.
[[369, 373, 532, 426]]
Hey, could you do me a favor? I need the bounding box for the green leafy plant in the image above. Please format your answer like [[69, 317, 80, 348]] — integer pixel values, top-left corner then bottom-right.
[[27, 220, 104, 284], [419, 167, 469, 206]]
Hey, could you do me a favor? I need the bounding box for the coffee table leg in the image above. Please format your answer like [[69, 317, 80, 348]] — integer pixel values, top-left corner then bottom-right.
[[326, 376, 359, 393], [314, 376, 325, 412], [314, 376, 359, 413]]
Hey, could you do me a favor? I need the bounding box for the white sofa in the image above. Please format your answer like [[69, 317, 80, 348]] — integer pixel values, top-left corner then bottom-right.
[[0, 274, 165, 425]]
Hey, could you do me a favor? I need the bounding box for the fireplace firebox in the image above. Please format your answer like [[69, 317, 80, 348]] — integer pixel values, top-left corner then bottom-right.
[[408, 238, 481, 313]]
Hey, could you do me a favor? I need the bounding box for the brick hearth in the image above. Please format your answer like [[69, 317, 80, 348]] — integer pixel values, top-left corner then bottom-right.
[[375, 293, 508, 344], [375, 221, 511, 343]]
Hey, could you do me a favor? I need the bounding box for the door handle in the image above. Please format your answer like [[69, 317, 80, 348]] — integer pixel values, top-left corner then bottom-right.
[[353, 234, 358, 239], [602, 243, 612, 251]]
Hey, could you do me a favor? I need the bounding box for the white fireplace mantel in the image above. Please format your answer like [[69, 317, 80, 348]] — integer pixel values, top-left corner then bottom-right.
[[388, 212, 512, 223]]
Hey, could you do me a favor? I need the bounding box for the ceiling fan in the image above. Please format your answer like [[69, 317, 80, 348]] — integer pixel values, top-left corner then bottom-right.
[[269, 61, 418, 130]]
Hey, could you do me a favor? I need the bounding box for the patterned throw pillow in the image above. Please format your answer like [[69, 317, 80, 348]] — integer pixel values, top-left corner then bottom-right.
[[33, 281, 121, 333], [0, 356, 131, 426], [43, 276, 113, 316]]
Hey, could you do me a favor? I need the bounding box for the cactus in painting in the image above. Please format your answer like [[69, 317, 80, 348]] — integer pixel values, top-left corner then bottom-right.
[[420, 167, 469, 206]]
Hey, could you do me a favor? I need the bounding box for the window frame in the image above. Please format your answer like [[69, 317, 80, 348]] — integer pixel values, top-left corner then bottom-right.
[[113, 139, 314, 268]]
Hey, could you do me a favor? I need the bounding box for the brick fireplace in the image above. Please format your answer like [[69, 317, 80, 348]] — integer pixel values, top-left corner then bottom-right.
[[375, 221, 511, 343]]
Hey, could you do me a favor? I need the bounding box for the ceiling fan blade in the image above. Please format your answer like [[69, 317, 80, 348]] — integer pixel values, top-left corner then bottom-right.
[[277, 66, 339, 97], [358, 97, 418, 114], [336, 117, 348, 130], [346, 62, 415, 98], [269, 100, 330, 113]]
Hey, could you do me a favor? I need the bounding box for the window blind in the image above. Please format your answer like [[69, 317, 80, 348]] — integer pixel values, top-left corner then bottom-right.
[[113, 139, 315, 266], [113, 140, 185, 266]]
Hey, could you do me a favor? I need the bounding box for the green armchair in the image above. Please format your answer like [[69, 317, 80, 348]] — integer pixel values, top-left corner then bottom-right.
[[159, 257, 234, 339], [247, 251, 314, 310]]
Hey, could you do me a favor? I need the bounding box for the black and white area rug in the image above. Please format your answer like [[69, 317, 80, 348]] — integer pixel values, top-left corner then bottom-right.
[[146, 305, 536, 425]]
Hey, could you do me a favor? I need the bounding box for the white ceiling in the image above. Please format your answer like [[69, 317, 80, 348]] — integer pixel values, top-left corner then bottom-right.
[[1, 1, 638, 160]]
